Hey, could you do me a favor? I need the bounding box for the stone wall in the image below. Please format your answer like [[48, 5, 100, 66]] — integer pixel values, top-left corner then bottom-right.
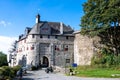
[[74, 31, 101, 65]]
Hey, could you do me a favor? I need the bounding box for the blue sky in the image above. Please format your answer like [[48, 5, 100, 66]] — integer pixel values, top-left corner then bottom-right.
[[0, 0, 87, 53]]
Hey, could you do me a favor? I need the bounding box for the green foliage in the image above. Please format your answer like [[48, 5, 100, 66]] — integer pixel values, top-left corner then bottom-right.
[[0, 66, 14, 80], [0, 51, 8, 67], [12, 65, 21, 75], [74, 66, 120, 78], [80, 0, 120, 56], [0, 65, 21, 80], [81, 0, 120, 36], [91, 48, 120, 68]]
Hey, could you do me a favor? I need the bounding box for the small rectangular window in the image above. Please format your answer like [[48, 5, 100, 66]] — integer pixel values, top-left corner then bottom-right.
[[65, 45, 68, 51], [26, 47, 29, 50], [40, 35, 43, 38], [55, 45, 57, 50], [31, 45, 34, 50], [55, 35, 58, 39], [66, 36, 68, 40], [32, 34, 35, 38], [48, 35, 50, 39]]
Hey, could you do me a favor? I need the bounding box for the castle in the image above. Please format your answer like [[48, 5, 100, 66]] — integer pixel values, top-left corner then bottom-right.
[[8, 14, 75, 69], [8, 14, 96, 69]]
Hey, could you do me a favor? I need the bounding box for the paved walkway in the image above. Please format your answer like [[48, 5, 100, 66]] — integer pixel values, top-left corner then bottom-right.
[[15, 69, 120, 80]]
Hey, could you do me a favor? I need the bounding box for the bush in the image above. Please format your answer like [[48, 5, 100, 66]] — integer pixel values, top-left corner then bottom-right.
[[0, 65, 21, 80], [91, 48, 120, 68], [12, 65, 21, 75], [0, 66, 14, 80]]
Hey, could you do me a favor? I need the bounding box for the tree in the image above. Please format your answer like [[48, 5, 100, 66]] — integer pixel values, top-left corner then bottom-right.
[[80, 0, 120, 55], [0, 51, 8, 67], [81, 0, 120, 35], [9, 40, 17, 53]]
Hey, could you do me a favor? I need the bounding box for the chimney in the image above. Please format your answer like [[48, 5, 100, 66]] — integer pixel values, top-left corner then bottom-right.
[[36, 14, 40, 23], [60, 22, 63, 34]]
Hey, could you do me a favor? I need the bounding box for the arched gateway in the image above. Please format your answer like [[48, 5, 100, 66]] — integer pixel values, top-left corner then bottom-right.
[[40, 56, 49, 67], [42, 56, 49, 67]]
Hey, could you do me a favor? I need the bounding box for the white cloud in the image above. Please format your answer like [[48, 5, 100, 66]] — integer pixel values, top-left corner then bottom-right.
[[0, 36, 17, 54], [0, 20, 11, 27]]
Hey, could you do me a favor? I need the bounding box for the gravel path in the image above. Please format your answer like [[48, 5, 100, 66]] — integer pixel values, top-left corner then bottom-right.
[[16, 69, 120, 80]]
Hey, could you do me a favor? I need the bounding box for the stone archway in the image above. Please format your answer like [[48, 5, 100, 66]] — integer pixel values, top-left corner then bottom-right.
[[42, 56, 49, 67]]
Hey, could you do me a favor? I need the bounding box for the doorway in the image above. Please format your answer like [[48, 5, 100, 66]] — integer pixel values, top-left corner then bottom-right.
[[42, 56, 49, 67]]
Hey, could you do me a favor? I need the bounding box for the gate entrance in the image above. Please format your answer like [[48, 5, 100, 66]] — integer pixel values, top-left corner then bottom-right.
[[42, 56, 49, 67]]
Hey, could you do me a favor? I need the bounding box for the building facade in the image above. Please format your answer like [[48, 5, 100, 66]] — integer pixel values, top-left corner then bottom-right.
[[11, 14, 74, 69]]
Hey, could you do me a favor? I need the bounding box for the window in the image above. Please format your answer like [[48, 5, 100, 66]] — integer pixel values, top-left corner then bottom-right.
[[65, 45, 68, 51], [55, 45, 57, 50], [48, 35, 50, 39], [26, 47, 29, 50], [32, 34, 35, 38], [55, 35, 58, 39], [40, 35, 43, 38], [19, 48, 22, 52], [66, 36, 68, 40], [54, 45, 59, 51], [31, 45, 34, 50]]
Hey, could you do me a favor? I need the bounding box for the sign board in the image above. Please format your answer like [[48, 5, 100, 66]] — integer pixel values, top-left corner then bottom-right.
[[72, 63, 77, 67]]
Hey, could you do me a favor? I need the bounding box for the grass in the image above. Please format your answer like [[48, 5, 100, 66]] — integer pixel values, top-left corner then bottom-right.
[[72, 66, 120, 78]]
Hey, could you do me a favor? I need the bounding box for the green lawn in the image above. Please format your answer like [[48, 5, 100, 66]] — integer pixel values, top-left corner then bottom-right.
[[73, 66, 120, 78]]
